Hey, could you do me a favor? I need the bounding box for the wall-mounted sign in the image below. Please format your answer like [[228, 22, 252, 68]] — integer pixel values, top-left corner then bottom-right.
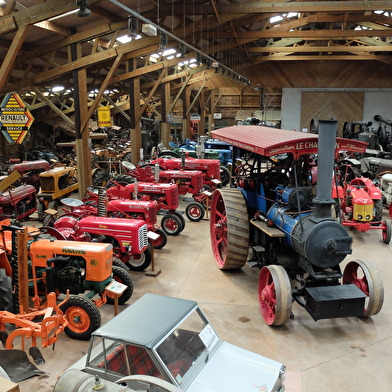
[[190, 113, 201, 123], [0, 92, 34, 144], [213, 113, 222, 120], [166, 113, 174, 123], [97, 106, 112, 127]]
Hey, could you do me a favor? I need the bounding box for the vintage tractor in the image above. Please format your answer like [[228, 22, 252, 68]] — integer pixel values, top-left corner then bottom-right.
[[37, 165, 79, 223], [1, 159, 50, 191], [0, 171, 38, 220], [209, 121, 384, 326], [0, 218, 134, 340], [46, 203, 153, 271], [333, 176, 391, 244], [107, 181, 186, 236], [111, 162, 207, 222], [150, 156, 222, 190]]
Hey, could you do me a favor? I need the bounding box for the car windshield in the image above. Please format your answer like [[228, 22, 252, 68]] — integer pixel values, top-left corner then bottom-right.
[[154, 307, 220, 386]]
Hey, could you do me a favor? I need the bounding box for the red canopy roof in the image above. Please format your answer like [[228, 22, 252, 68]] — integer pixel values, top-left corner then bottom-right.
[[211, 126, 367, 159]]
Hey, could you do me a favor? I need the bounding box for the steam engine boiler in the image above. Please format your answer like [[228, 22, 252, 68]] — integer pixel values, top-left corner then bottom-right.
[[209, 120, 384, 326]]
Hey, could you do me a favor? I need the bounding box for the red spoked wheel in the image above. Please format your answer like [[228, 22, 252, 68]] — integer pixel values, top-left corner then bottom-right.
[[153, 228, 168, 249], [343, 259, 384, 317], [258, 265, 292, 326], [161, 213, 183, 235], [209, 188, 249, 269], [185, 202, 205, 222], [60, 296, 101, 340], [235, 163, 252, 177]]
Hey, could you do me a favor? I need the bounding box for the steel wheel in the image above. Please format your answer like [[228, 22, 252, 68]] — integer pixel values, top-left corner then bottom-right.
[[209, 188, 249, 269], [106, 266, 134, 305], [161, 213, 183, 235], [153, 228, 167, 249], [258, 265, 292, 326], [125, 246, 152, 271], [381, 219, 391, 244], [60, 296, 101, 340], [185, 202, 205, 222], [343, 259, 384, 317]]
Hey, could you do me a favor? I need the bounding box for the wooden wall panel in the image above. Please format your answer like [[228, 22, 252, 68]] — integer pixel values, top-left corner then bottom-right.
[[301, 92, 364, 136]]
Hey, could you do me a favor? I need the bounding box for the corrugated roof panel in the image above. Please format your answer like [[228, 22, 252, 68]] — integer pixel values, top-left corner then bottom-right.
[[211, 126, 367, 159]]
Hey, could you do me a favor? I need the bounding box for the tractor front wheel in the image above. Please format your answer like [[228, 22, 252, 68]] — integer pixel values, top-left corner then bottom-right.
[[220, 166, 231, 187], [343, 259, 384, 317], [185, 202, 205, 222], [153, 228, 167, 249], [125, 246, 152, 271], [161, 214, 183, 235], [60, 296, 101, 340], [258, 265, 292, 326], [173, 211, 186, 233], [106, 266, 134, 305], [209, 188, 249, 269], [381, 219, 391, 244]]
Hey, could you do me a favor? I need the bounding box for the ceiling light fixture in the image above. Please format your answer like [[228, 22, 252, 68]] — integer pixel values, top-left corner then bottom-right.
[[128, 15, 139, 38], [76, 0, 91, 17], [109, 0, 251, 86]]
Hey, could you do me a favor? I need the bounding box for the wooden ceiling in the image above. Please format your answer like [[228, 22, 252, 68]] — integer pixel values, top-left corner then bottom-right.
[[0, 0, 392, 116]]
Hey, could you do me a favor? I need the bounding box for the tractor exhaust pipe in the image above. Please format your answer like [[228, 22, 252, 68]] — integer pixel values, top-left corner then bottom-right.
[[374, 114, 392, 127], [313, 119, 338, 221]]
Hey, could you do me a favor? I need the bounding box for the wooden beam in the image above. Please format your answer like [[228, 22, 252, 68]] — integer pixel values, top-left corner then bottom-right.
[[0, 25, 29, 91], [235, 30, 392, 39], [246, 45, 392, 53]]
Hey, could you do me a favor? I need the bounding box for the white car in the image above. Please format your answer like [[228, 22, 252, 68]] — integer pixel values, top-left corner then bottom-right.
[[53, 294, 286, 392]]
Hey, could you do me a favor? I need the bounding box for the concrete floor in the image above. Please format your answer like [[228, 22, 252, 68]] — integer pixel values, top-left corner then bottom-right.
[[8, 196, 392, 392]]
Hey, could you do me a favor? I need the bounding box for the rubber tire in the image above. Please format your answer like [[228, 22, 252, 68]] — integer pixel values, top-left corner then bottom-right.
[[93, 169, 110, 187], [126, 246, 152, 272], [220, 166, 231, 187], [0, 268, 12, 311], [258, 265, 292, 326], [185, 202, 205, 222], [343, 259, 384, 317], [209, 188, 249, 269], [158, 150, 181, 158], [374, 198, 383, 222], [106, 266, 134, 305], [112, 257, 127, 269], [107, 174, 135, 188], [42, 213, 56, 227], [173, 211, 186, 232], [37, 202, 44, 221], [60, 296, 101, 340], [381, 219, 391, 244], [153, 228, 168, 249], [161, 213, 183, 236]]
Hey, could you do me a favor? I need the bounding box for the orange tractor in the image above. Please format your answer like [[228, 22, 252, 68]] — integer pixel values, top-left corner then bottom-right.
[[0, 218, 133, 341]]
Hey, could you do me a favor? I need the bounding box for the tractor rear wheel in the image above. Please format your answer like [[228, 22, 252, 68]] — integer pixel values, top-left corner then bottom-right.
[[374, 199, 383, 222], [343, 259, 384, 317], [161, 213, 183, 236], [125, 246, 152, 271], [106, 266, 134, 305], [0, 268, 12, 311], [220, 166, 231, 187], [153, 228, 167, 249], [258, 265, 292, 326], [92, 169, 110, 187], [60, 296, 101, 340], [382, 219, 391, 244], [107, 174, 135, 188], [185, 202, 205, 222], [209, 188, 249, 269]]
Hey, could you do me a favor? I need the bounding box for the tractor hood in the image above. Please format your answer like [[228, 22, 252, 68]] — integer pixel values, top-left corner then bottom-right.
[[187, 342, 284, 392]]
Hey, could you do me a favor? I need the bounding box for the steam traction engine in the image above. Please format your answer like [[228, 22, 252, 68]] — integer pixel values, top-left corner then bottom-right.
[[209, 121, 384, 326]]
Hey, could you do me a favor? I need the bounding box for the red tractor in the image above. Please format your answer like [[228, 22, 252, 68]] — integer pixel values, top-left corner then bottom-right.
[[45, 200, 153, 271], [150, 156, 221, 190], [333, 176, 391, 244], [51, 195, 168, 250], [107, 181, 186, 236]]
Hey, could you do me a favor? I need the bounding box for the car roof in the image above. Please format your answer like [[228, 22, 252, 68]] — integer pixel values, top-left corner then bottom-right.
[[92, 293, 198, 348], [211, 126, 367, 159]]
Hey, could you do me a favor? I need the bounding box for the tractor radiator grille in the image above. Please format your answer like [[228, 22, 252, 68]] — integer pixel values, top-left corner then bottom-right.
[[138, 224, 148, 251], [40, 177, 54, 192]]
